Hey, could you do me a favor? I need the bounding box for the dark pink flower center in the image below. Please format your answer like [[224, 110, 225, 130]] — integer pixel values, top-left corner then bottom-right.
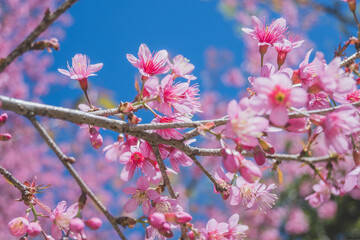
[[131, 152, 145, 166], [269, 85, 290, 106]]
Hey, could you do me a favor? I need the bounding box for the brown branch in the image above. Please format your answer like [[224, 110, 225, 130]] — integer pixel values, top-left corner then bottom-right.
[[0, 0, 79, 73], [0, 165, 29, 196], [0, 95, 341, 164], [340, 51, 360, 67], [27, 114, 126, 240]]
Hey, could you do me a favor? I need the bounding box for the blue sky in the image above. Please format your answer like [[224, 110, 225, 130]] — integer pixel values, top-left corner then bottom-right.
[[49, 0, 242, 106]]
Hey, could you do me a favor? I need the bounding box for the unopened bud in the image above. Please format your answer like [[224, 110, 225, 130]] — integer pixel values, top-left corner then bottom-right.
[[221, 148, 242, 173], [85, 217, 102, 230], [253, 146, 266, 166], [89, 127, 103, 149], [70, 218, 85, 234], [158, 222, 173, 238], [165, 212, 192, 224], [119, 102, 134, 113], [27, 222, 42, 237], [0, 133, 11, 141], [188, 231, 195, 240], [0, 113, 8, 127], [148, 212, 166, 229], [258, 138, 275, 155]]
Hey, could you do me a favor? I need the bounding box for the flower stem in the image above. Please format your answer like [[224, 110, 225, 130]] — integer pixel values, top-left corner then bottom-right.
[[83, 90, 93, 109], [30, 204, 38, 221]]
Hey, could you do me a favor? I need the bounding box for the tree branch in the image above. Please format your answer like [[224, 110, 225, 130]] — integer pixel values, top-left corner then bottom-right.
[[27, 114, 126, 240], [0, 0, 79, 72], [0, 165, 29, 196], [0, 95, 341, 164]]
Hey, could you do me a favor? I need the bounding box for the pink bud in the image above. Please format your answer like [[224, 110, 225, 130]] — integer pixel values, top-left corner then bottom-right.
[[8, 217, 29, 236], [188, 231, 195, 240], [158, 222, 173, 238], [0, 113, 8, 127], [70, 218, 85, 233], [286, 117, 309, 133], [148, 212, 166, 229], [221, 148, 242, 173], [0, 133, 11, 141], [85, 217, 102, 230], [27, 222, 42, 237], [89, 127, 103, 149], [253, 146, 266, 166], [240, 159, 262, 183], [173, 212, 192, 224]]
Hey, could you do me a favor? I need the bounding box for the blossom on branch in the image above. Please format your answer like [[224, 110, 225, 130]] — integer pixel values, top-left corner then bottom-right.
[[126, 43, 170, 78]]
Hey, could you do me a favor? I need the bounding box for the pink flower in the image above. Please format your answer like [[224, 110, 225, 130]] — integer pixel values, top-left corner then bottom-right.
[[274, 38, 304, 67], [221, 148, 242, 173], [305, 180, 339, 208], [50, 201, 79, 239], [58, 54, 103, 81], [314, 54, 355, 101], [317, 201, 337, 219], [168, 144, 194, 172], [148, 74, 201, 116], [126, 44, 170, 78], [165, 212, 192, 224], [226, 98, 269, 148], [285, 208, 309, 235], [201, 218, 229, 240], [221, 68, 245, 87], [239, 159, 262, 183], [27, 221, 42, 237], [151, 115, 190, 140], [169, 55, 196, 80], [123, 176, 160, 215], [251, 73, 307, 126], [321, 109, 360, 154], [119, 143, 157, 182], [231, 178, 277, 213], [343, 166, 360, 192], [224, 214, 248, 240], [8, 217, 29, 237], [242, 16, 288, 47], [103, 134, 126, 161]]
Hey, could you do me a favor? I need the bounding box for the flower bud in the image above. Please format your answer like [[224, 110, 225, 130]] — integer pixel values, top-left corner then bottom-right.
[[148, 212, 166, 229], [70, 218, 85, 234], [188, 231, 195, 240], [158, 222, 173, 238], [0, 113, 8, 127], [89, 127, 103, 149], [119, 102, 134, 113], [8, 217, 29, 236], [85, 217, 102, 230], [253, 146, 266, 166], [27, 222, 42, 237], [240, 159, 262, 183], [286, 117, 310, 133], [0, 133, 11, 141], [165, 212, 192, 224], [221, 148, 242, 173], [258, 138, 275, 155]]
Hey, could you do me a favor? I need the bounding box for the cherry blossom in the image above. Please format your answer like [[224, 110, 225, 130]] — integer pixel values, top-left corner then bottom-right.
[[126, 43, 170, 78]]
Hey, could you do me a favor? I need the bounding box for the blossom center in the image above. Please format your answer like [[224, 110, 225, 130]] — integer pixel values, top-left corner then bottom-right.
[[133, 190, 148, 204], [130, 152, 145, 166]]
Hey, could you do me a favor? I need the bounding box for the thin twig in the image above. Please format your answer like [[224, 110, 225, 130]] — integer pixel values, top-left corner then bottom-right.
[[27, 114, 126, 240], [0, 165, 29, 195], [189, 156, 225, 192], [149, 144, 189, 239], [0, 0, 79, 72]]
